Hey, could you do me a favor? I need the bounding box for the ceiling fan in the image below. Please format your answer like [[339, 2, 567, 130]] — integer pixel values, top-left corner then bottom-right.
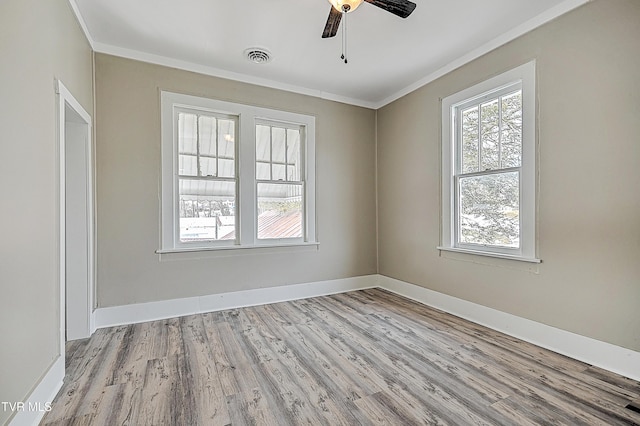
[[322, 0, 416, 62], [322, 0, 417, 38]]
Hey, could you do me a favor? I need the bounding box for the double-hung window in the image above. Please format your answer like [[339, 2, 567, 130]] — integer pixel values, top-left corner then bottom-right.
[[440, 61, 539, 262], [160, 92, 316, 252]]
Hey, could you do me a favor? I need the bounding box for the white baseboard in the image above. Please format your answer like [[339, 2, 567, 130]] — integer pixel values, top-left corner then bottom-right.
[[93, 273, 639, 382], [94, 275, 378, 329], [8, 356, 64, 426], [15, 273, 636, 426], [377, 275, 640, 382]]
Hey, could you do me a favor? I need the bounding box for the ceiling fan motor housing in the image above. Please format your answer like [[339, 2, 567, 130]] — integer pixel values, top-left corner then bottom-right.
[[328, 0, 364, 13]]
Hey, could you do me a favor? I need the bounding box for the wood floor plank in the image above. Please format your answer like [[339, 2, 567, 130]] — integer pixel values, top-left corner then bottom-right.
[[136, 356, 180, 425], [489, 397, 558, 426], [243, 307, 356, 425], [216, 310, 288, 426], [178, 315, 231, 425], [259, 302, 377, 403], [353, 392, 405, 425], [289, 298, 502, 425], [42, 289, 640, 426], [251, 304, 368, 425], [230, 308, 327, 425], [200, 312, 242, 398], [83, 383, 135, 426]]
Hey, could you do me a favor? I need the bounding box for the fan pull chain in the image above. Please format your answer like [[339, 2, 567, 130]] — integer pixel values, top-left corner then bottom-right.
[[341, 8, 348, 63]]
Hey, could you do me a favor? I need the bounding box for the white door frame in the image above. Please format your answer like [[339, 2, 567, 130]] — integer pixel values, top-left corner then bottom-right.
[[56, 80, 95, 351]]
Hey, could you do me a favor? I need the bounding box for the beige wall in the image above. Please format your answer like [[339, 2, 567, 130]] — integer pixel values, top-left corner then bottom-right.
[[2, 2, 637, 422], [377, 0, 640, 351], [0, 0, 93, 424], [94, 54, 377, 307]]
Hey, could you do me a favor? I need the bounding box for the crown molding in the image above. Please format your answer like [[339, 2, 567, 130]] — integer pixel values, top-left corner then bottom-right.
[[68, 0, 589, 110], [92, 42, 378, 109], [66, 0, 95, 49], [373, 0, 590, 108]]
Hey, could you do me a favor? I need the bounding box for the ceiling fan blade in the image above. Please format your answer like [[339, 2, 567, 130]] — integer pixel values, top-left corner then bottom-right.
[[322, 6, 342, 38], [364, 0, 416, 18]]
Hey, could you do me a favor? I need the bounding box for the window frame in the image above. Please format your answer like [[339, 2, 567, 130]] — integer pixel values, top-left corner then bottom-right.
[[160, 91, 316, 253], [439, 61, 539, 263], [173, 106, 239, 250]]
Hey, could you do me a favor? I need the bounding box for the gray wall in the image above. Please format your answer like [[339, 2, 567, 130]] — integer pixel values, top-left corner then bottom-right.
[[0, 0, 93, 424], [94, 54, 377, 307], [377, 0, 640, 351]]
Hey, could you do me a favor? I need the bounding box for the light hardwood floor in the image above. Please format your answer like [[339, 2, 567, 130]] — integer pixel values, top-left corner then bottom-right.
[[42, 289, 640, 425]]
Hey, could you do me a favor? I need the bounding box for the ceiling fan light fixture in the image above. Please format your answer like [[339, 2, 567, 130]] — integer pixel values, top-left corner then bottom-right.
[[327, 0, 364, 13]]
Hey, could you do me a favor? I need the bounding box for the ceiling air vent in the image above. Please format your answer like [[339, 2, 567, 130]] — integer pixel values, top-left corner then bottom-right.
[[245, 48, 272, 64]]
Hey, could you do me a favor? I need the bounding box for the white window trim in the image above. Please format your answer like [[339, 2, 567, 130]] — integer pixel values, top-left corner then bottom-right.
[[439, 61, 539, 263], [159, 91, 316, 253]]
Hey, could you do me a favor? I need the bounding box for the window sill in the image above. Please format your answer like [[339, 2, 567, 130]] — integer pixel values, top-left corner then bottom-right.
[[436, 246, 541, 264], [156, 242, 319, 260]]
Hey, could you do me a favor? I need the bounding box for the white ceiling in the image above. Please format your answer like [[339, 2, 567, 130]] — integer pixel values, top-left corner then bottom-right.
[[72, 0, 587, 108]]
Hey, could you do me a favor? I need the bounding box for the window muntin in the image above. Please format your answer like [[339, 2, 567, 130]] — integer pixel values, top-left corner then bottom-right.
[[440, 61, 537, 261], [160, 92, 316, 252]]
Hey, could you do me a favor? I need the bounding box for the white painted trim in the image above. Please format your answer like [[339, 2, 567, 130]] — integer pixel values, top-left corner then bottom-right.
[[66, 0, 95, 49], [94, 275, 377, 328], [56, 80, 95, 347], [8, 357, 64, 426], [160, 91, 317, 251], [377, 275, 640, 381], [436, 246, 541, 263], [94, 42, 377, 109], [156, 241, 320, 255], [373, 0, 590, 108], [440, 61, 537, 260]]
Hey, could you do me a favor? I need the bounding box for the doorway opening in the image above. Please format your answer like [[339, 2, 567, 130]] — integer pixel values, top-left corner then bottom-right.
[[57, 80, 94, 347]]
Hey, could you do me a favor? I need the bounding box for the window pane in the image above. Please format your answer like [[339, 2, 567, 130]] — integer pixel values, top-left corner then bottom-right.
[[459, 171, 519, 248], [198, 116, 216, 157], [287, 165, 298, 182], [461, 106, 479, 173], [272, 164, 286, 181], [257, 183, 303, 239], [179, 179, 236, 242], [217, 158, 234, 178], [271, 127, 286, 163], [256, 125, 271, 162], [256, 124, 270, 182], [501, 91, 522, 168], [178, 113, 198, 176], [179, 154, 197, 176], [287, 128, 301, 181], [256, 162, 271, 180], [178, 113, 197, 155], [199, 156, 216, 177], [481, 99, 500, 171], [218, 119, 235, 177]]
